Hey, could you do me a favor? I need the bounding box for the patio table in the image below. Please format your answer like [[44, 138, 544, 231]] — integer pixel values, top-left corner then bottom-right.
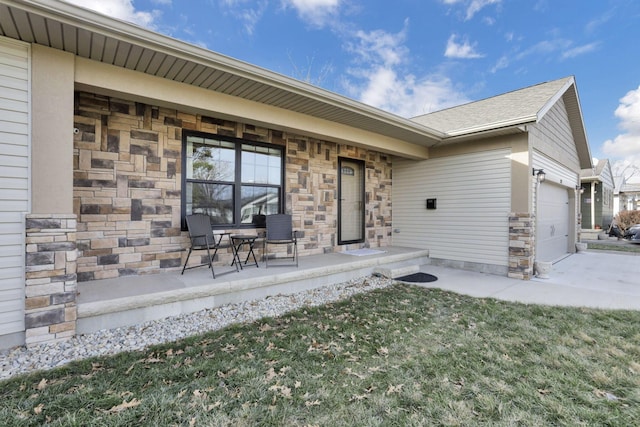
[[230, 234, 260, 269]]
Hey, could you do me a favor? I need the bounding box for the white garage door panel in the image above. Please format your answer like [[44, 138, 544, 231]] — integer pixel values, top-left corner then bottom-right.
[[537, 182, 569, 262]]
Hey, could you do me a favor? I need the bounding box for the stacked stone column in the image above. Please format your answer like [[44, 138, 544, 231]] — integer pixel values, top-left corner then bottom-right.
[[25, 214, 77, 345], [508, 213, 535, 280]]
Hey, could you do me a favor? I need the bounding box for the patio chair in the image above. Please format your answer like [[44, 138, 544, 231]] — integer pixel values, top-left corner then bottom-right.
[[264, 214, 298, 268], [181, 214, 233, 278]]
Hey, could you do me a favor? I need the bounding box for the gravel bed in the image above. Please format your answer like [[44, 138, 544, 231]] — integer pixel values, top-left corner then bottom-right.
[[0, 276, 393, 381]]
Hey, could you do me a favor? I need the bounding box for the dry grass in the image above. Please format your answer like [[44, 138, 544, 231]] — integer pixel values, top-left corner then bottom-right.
[[1, 284, 639, 426]]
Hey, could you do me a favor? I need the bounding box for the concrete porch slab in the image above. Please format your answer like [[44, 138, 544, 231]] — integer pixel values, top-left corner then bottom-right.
[[77, 246, 429, 334]]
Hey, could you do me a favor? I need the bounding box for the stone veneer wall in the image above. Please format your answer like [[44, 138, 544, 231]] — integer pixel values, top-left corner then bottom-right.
[[508, 212, 535, 280], [25, 214, 77, 345], [73, 92, 392, 281]]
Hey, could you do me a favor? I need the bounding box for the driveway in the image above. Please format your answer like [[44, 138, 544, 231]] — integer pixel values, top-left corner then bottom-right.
[[417, 250, 640, 310]]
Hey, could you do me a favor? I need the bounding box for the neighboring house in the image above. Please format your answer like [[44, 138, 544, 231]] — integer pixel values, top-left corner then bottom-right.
[[0, 0, 591, 349], [616, 182, 640, 213], [580, 159, 615, 230]]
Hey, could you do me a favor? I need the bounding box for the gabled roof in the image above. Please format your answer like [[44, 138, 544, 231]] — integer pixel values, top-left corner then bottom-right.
[[581, 159, 615, 190], [413, 78, 571, 135], [0, 0, 443, 147], [581, 159, 608, 179], [412, 77, 592, 168]]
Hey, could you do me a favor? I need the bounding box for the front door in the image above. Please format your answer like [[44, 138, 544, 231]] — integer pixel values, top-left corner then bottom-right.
[[338, 158, 364, 244]]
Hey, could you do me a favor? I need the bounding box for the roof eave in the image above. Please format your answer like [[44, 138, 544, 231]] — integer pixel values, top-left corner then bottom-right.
[[538, 76, 592, 169], [443, 115, 537, 138], [2, 0, 445, 144]]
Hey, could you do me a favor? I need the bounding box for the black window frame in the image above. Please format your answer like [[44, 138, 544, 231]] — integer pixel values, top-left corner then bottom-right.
[[181, 130, 285, 230]]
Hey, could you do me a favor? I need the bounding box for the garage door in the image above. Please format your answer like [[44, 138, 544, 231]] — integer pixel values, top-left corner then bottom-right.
[[536, 182, 569, 262]]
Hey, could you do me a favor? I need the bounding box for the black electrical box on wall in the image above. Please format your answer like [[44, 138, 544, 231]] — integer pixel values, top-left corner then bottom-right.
[[426, 198, 437, 209]]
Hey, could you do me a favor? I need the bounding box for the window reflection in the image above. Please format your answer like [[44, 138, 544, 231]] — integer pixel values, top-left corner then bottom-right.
[[241, 144, 281, 185], [240, 186, 280, 224], [183, 135, 283, 228]]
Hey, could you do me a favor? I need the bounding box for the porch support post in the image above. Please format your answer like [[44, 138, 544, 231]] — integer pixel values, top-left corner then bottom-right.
[[508, 212, 535, 280], [24, 46, 77, 346], [591, 182, 596, 229], [25, 214, 77, 346]]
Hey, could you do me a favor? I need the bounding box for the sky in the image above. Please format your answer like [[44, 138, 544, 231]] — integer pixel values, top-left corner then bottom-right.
[[63, 0, 640, 182]]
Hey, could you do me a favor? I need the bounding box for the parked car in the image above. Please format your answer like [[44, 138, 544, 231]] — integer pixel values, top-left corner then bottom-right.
[[624, 224, 640, 243], [608, 224, 622, 238]]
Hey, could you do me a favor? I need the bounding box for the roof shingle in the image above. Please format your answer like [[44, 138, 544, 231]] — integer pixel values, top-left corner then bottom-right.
[[411, 77, 573, 135]]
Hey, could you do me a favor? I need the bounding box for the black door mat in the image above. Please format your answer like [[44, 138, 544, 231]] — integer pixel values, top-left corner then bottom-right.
[[395, 272, 438, 283]]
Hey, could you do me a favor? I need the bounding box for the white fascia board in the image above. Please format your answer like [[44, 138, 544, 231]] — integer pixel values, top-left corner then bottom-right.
[[9, 0, 445, 140], [443, 116, 537, 138]]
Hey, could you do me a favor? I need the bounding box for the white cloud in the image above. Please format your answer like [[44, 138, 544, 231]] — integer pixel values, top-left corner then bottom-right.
[[62, 0, 161, 28], [603, 86, 640, 180], [281, 0, 340, 27], [348, 26, 409, 67], [482, 16, 496, 25], [444, 34, 484, 59], [343, 23, 468, 117], [492, 36, 597, 74], [515, 38, 571, 60], [218, 0, 268, 35], [239, 5, 267, 35], [611, 159, 640, 184], [561, 42, 600, 60], [367, 72, 469, 118], [465, 0, 501, 20], [441, 0, 501, 21], [586, 9, 615, 34], [490, 55, 509, 73]]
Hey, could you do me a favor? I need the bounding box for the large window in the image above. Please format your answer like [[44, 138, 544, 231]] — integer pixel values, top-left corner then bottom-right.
[[183, 132, 283, 228]]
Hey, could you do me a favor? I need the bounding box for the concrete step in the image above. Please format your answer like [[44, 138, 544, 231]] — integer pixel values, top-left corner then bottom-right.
[[373, 264, 420, 279]]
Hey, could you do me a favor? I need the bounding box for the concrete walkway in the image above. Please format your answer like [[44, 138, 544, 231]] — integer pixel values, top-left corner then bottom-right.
[[417, 250, 640, 310]]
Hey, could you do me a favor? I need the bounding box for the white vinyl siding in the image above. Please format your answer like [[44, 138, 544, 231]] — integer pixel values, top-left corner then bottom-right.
[[393, 149, 511, 267], [599, 162, 615, 193], [532, 151, 578, 189], [529, 97, 580, 173], [0, 37, 29, 338]]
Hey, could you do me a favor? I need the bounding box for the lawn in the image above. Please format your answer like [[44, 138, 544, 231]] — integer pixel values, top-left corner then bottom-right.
[[587, 241, 640, 253], [1, 283, 639, 426]]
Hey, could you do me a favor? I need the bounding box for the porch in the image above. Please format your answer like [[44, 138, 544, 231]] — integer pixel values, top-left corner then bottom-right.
[[76, 246, 430, 335]]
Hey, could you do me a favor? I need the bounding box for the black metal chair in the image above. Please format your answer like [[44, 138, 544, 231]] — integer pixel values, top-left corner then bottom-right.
[[181, 214, 234, 278], [264, 214, 298, 268]]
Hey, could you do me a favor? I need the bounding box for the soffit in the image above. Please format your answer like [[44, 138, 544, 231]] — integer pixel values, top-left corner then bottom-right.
[[0, 0, 443, 147]]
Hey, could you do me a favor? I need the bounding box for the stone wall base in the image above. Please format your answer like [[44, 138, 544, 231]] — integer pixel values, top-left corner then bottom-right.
[[25, 214, 78, 346], [508, 212, 535, 280]]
